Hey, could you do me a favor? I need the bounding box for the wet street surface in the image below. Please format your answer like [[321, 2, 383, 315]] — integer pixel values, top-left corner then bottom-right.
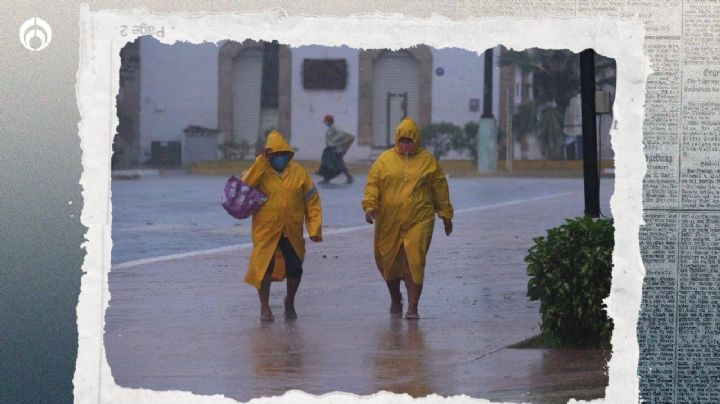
[[106, 174, 613, 403], [111, 174, 613, 265]]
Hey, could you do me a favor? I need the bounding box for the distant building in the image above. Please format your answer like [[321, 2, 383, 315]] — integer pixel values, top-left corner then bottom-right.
[[116, 37, 501, 166], [115, 38, 613, 167], [496, 47, 615, 162]]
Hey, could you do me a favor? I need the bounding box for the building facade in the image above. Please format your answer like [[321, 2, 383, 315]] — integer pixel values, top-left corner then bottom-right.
[[116, 38, 612, 167], [121, 37, 501, 165]]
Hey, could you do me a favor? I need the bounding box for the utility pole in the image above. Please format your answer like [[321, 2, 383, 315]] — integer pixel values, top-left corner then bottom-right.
[[580, 49, 600, 217], [506, 87, 513, 171], [478, 47, 497, 173]]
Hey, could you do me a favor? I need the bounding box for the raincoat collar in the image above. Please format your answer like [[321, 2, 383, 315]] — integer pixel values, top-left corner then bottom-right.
[[265, 130, 295, 156], [393, 117, 421, 155]]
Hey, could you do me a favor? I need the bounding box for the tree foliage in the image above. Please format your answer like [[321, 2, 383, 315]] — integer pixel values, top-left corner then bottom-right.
[[499, 48, 584, 159], [420, 121, 481, 162], [420, 122, 462, 160]]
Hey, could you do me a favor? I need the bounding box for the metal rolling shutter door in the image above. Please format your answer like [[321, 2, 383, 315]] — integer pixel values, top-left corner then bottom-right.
[[232, 48, 263, 145], [371, 51, 421, 148]]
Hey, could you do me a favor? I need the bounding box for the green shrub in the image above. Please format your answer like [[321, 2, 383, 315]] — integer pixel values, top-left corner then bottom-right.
[[420, 122, 462, 160], [525, 216, 614, 347], [421, 121, 486, 162], [454, 121, 480, 163]]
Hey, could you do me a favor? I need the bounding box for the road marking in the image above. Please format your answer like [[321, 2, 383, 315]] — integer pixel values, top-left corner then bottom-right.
[[112, 242, 255, 269], [454, 192, 575, 214], [113, 191, 575, 269]]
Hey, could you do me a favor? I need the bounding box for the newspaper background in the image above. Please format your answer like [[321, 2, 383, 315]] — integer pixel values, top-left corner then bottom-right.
[[388, 3, 720, 401], [66, 1, 711, 403]]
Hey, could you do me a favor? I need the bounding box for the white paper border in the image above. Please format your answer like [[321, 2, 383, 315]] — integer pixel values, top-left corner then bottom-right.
[[75, 5, 650, 403]]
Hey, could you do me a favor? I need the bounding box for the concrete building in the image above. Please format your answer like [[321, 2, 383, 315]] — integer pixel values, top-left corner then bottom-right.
[[496, 47, 616, 163], [115, 37, 612, 168], [118, 37, 500, 166]]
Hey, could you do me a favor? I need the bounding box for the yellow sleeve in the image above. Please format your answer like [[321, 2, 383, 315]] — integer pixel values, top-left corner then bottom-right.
[[303, 171, 323, 240], [430, 161, 454, 220], [241, 154, 270, 187], [362, 159, 382, 213]]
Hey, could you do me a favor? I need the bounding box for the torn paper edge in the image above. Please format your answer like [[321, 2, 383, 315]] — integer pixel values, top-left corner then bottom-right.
[[74, 5, 650, 404]]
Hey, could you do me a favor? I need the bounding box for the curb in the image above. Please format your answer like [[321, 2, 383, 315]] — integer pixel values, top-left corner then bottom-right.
[[111, 169, 160, 180]]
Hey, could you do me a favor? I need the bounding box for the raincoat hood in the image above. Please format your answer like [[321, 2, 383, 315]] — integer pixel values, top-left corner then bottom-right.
[[363, 116, 454, 285], [394, 117, 421, 154], [240, 136, 323, 289], [265, 130, 295, 156]]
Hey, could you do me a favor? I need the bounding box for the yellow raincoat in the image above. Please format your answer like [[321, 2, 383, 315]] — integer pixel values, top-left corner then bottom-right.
[[242, 130, 323, 289], [362, 117, 453, 284]]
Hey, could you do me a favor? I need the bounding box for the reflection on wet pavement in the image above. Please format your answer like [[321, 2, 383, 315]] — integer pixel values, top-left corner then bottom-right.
[[470, 348, 610, 404], [250, 322, 305, 380], [373, 319, 432, 397], [106, 176, 613, 402]]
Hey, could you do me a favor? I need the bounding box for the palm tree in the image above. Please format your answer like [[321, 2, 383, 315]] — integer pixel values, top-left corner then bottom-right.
[[511, 101, 537, 159], [499, 48, 581, 159]]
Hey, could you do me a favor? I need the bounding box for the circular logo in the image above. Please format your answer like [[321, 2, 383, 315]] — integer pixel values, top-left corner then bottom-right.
[[435, 67, 445, 76], [19, 17, 52, 52]]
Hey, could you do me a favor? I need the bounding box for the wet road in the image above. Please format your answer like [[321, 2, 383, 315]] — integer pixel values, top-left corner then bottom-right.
[[106, 174, 613, 402], [111, 174, 613, 265]]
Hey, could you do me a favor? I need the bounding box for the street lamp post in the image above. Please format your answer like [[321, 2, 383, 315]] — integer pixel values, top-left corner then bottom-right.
[[478, 48, 497, 173], [580, 49, 600, 218]]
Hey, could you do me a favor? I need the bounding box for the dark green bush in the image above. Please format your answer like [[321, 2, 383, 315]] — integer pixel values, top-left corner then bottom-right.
[[420, 122, 462, 160], [451, 121, 479, 162], [525, 216, 614, 347], [421, 121, 484, 162]]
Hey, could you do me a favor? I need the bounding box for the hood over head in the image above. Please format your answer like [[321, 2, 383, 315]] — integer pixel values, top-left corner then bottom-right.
[[394, 117, 421, 154], [264, 130, 295, 156]]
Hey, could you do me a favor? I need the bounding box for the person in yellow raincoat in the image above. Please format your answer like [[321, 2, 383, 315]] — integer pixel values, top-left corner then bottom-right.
[[362, 117, 453, 320], [242, 130, 322, 321]]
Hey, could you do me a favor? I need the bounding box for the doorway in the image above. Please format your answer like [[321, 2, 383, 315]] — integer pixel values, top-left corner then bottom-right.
[[231, 47, 263, 148], [218, 40, 291, 160], [371, 51, 420, 148]]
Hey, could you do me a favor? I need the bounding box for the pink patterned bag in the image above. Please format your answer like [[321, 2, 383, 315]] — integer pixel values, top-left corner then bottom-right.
[[221, 176, 268, 219]]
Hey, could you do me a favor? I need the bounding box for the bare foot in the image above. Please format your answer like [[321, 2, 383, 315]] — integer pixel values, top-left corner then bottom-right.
[[260, 308, 275, 322], [390, 294, 403, 316], [404, 311, 420, 320], [284, 297, 297, 320]]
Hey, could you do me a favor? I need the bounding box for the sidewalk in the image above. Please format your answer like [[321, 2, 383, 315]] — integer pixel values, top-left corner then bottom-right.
[[105, 190, 609, 403]]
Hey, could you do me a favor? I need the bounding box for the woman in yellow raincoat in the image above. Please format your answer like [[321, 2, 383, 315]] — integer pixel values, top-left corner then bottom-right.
[[242, 130, 322, 321], [362, 117, 453, 320]]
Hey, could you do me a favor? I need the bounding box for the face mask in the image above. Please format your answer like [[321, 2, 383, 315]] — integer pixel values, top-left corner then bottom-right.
[[270, 155, 291, 171], [398, 142, 414, 154]]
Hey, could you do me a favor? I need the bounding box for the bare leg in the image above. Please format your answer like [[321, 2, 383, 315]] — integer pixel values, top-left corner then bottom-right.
[[378, 253, 403, 316], [386, 279, 403, 316], [284, 277, 300, 319], [258, 270, 274, 321], [401, 247, 423, 319]]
